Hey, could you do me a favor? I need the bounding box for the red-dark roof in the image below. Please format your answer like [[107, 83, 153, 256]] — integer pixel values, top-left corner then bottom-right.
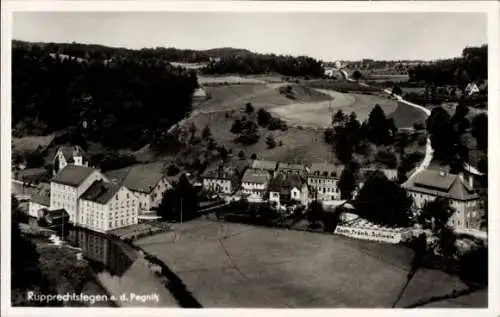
[[52, 165, 97, 187], [80, 180, 123, 205], [403, 169, 479, 201]]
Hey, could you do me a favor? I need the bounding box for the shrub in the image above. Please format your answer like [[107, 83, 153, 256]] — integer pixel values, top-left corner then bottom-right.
[[266, 135, 277, 149], [245, 103, 254, 114], [375, 149, 398, 168]]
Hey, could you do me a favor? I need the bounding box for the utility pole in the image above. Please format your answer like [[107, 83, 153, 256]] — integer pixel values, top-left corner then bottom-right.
[[180, 197, 183, 224]]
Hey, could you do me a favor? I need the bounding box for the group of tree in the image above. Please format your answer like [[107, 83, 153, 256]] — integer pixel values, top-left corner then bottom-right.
[[426, 104, 487, 172], [157, 174, 199, 222], [11, 195, 59, 306], [324, 106, 397, 164], [13, 41, 198, 150], [353, 170, 413, 227], [203, 54, 325, 77], [307, 200, 342, 232], [257, 108, 287, 131], [408, 45, 487, 88]]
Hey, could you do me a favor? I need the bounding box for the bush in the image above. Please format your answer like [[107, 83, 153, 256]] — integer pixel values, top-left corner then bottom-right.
[[250, 153, 257, 160], [375, 149, 398, 168], [245, 103, 254, 114], [266, 135, 277, 149], [238, 150, 246, 159]]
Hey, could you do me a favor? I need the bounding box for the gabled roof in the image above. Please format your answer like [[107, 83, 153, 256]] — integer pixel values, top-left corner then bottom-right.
[[44, 209, 70, 221], [52, 165, 97, 187], [402, 169, 479, 201], [241, 168, 271, 184], [55, 145, 86, 161], [80, 180, 123, 205], [250, 160, 278, 172], [309, 163, 343, 178], [269, 172, 306, 194], [105, 163, 166, 194], [30, 183, 51, 206]]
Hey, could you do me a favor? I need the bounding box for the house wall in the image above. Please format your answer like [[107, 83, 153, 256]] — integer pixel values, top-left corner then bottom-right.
[[134, 191, 152, 213], [409, 191, 480, 230], [79, 186, 138, 233], [307, 177, 340, 201], [56, 150, 68, 172], [203, 178, 233, 194], [50, 182, 78, 222], [269, 192, 280, 206], [28, 201, 48, 218], [150, 178, 173, 209]]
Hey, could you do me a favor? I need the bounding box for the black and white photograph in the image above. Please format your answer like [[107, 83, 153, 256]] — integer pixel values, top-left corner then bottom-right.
[[1, 1, 498, 315]]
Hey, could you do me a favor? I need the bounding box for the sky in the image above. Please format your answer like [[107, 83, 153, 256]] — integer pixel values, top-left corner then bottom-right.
[[13, 12, 487, 61]]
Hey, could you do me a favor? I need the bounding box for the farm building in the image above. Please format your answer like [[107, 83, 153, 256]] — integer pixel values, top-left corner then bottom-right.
[[307, 163, 343, 201], [268, 172, 309, 208], [240, 168, 272, 202]]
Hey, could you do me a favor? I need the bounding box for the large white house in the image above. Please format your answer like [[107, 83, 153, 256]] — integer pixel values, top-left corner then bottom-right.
[[53, 145, 88, 175], [79, 179, 138, 233], [402, 169, 481, 230], [307, 163, 343, 201], [268, 172, 309, 208], [105, 163, 173, 213], [240, 168, 272, 202], [50, 165, 108, 223]]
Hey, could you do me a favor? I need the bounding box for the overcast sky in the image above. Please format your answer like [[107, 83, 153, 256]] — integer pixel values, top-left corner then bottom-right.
[[13, 12, 487, 61]]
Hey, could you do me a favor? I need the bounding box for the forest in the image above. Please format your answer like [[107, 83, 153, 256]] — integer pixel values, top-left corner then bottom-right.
[[408, 45, 487, 86]]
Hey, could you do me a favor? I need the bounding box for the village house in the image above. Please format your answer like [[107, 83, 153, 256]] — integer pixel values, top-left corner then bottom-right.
[[50, 165, 108, 223], [307, 163, 343, 201], [250, 159, 278, 175], [240, 168, 272, 202], [28, 183, 51, 219], [79, 179, 139, 233], [105, 163, 173, 213], [201, 164, 240, 195], [402, 169, 481, 230], [53, 145, 88, 175], [268, 172, 309, 209]]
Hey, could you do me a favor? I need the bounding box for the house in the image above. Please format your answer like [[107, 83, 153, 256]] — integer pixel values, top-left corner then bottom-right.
[[53, 145, 88, 175], [240, 168, 272, 202], [79, 179, 139, 233], [28, 183, 51, 219], [307, 163, 343, 201], [465, 82, 480, 96], [250, 159, 278, 174], [277, 162, 307, 176], [268, 172, 309, 209], [105, 163, 173, 213], [42, 209, 70, 227], [402, 169, 481, 230], [201, 164, 240, 195], [50, 165, 108, 223]]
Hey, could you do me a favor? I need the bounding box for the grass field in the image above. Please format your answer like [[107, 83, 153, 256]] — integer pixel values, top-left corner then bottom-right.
[[269, 90, 398, 128], [198, 76, 268, 85], [135, 219, 471, 308]]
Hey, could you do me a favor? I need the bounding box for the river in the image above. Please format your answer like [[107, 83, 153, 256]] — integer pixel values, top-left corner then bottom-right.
[[61, 227, 180, 307]]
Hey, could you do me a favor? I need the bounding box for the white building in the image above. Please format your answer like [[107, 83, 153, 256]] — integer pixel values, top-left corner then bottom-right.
[[53, 145, 88, 175], [465, 82, 480, 96], [402, 169, 481, 230], [201, 164, 240, 195], [307, 163, 343, 201], [240, 168, 272, 202], [268, 172, 309, 208], [105, 163, 173, 213], [79, 180, 138, 233], [50, 165, 108, 223]]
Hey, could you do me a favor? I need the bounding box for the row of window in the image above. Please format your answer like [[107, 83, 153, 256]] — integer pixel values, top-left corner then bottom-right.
[[309, 178, 336, 184]]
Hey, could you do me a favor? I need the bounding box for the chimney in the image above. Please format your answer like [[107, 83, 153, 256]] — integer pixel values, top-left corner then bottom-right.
[[468, 174, 474, 189], [458, 172, 464, 183], [439, 170, 446, 177]]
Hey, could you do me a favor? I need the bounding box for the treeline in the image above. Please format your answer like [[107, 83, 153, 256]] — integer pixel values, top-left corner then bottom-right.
[[408, 45, 487, 86], [12, 41, 198, 149], [202, 54, 325, 77]]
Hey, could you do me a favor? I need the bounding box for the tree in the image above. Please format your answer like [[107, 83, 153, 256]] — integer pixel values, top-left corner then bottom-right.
[[250, 153, 257, 160], [338, 168, 356, 200], [201, 125, 212, 140], [426, 106, 456, 162], [238, 150, 246, 159], [157, 174, 199, 222], [418, 198, 458, 259], [166, 163, 180, 176], [266, 134, 277, 149], [351, 70, 363, 81], [231, 118, 244, 134], [332, 110, 347, 127], [307, 200, 324, 228], [366, 105, 392, 145], [471, 113, 487, 152], [257, 108, 272, 127], [354, 171, 413, 227], [392, 85, 403, 96], [245, 102, 254, 114]]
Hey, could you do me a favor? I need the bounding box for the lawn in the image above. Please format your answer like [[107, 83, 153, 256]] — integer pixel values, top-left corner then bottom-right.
[[389, 101, 429, 129], [269, 90, 398, 129], [135, 219, 423, 307]]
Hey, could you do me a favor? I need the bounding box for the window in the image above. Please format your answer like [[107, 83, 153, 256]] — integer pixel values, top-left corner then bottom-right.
[[116, 195, 118, 200], [127, 193, 129, 199]]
